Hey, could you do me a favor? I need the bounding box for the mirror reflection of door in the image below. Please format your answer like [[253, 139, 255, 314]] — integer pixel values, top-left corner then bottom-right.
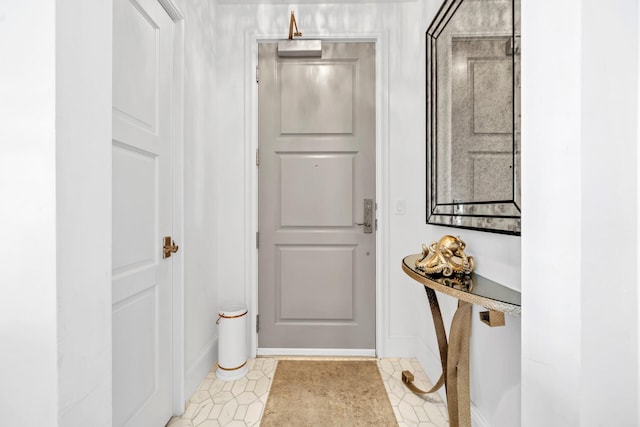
[[451, 36, 513, 203], [427, 0, 521, 234]]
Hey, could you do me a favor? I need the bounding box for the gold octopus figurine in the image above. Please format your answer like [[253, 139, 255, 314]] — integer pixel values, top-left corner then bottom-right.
[[415, 235, 475, 276]]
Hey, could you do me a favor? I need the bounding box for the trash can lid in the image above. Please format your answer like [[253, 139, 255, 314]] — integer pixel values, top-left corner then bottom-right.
[[218, 305, 248, 318]]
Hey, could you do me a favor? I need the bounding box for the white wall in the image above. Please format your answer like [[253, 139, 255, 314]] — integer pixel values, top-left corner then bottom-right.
[[174, 0, 221, 398], [521, 1, 639, 426], [520, 1, 582, 424], [1, 1, 112, 426], [580, 1, 638, 424], [56, 1, 112, 425], [0, 2, 59, 425], [213, 2, 522, 426]]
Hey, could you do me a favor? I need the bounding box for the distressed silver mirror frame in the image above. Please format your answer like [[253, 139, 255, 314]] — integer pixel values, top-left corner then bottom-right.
[[426, 0, 521, 235]]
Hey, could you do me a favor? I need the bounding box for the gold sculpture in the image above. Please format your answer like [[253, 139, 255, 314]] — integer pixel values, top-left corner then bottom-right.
[[415, 235, 475, 276]]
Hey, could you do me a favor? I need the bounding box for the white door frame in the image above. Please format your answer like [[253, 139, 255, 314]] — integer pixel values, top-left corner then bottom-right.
[[244, 31, 390, 357], [111, 0, 186, 415], [156, 0, 186, 414]]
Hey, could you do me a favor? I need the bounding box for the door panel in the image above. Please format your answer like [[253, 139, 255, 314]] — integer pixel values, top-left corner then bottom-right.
[[258, 42, 376, 351], [112, 144, 156, 273], [112, 0, 174, 425], [112, 288, 157, 425], [278, 245, 355, 320], [113, 0, 160, 133], [280, 153, 354, 226], [279, 62, 354, 134]]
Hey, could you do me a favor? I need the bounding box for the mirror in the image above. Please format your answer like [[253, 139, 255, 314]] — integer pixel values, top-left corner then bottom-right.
[[426, 0, 521, 235]]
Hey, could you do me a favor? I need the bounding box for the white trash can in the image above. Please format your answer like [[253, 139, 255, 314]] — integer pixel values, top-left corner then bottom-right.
[[216, 304, 249, 381]]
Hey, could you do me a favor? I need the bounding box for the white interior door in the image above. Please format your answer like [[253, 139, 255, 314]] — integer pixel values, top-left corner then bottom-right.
[[258, 42, 376, 352], [112, 0, 175, 425]]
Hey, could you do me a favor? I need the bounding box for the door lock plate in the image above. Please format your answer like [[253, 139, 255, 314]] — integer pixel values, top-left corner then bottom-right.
[[355, 198, 374, 233]]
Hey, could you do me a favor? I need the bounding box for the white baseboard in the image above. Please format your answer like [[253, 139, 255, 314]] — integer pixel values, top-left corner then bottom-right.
[[256, 348, 375, 357], [184, 335, 218, 402], [471, 403, 492, 427]]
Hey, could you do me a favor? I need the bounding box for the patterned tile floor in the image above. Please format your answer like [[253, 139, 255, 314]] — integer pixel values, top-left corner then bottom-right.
[[167, 357, 448, 427]]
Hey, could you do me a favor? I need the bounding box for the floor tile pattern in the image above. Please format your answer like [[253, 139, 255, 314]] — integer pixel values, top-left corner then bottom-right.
[[167, 357, 448, 427], [378, 358, 448, 427]]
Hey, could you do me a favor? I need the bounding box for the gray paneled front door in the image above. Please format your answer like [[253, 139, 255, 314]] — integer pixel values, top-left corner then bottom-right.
[[258, 42, 376, 352]]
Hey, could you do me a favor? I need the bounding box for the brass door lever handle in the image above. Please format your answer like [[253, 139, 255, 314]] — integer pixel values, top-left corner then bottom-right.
[[163, 236, 179, 259]]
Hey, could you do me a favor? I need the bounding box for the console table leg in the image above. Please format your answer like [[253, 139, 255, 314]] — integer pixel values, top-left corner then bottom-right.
[[424, 286, 449, 368], [447, 300, 472, 427], [403, 289, 473, 427], [402, 287, 448, 395]]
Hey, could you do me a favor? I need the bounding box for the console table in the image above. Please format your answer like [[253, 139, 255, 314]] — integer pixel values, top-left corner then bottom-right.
[[401, 254, 521, 427]]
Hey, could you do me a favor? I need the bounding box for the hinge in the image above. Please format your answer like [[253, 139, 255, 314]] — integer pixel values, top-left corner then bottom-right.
[[256, 149, 259, 166], [256, 66, 259, 83], [256, 314, 260, 333], [256, 231, 259, 249]]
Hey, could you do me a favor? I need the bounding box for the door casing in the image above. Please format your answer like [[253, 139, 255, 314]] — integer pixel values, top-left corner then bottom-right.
[[159, 0, 186, 413], [244, 32, 391, 357]]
